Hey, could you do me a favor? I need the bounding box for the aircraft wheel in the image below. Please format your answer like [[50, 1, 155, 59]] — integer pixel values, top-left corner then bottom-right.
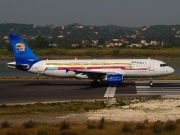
[[150, 82, 153, 86], [90, 81, 98, 87], [149, 77, 153, 86]]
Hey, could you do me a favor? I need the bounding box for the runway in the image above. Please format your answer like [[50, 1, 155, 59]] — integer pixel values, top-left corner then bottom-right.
[[136, 80, 180, 96], [0, 80, 180, 104]]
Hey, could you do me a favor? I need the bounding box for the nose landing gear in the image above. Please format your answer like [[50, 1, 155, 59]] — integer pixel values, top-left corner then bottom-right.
[[149, 77, 153, 86]]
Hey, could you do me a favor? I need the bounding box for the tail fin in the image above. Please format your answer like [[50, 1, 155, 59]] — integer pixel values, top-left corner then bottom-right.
[[9, 34, 41, 70]]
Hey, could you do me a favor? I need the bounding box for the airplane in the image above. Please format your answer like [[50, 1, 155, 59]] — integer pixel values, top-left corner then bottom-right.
[[7, 34, 174, 87]]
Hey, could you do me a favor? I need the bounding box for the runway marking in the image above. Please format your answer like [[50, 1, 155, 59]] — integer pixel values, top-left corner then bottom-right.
[[136, 81, 180, 95], [135, 80, 180, 83], [151, 87, 180, 89], [138, 91, 180, 93], [136, 86, 150, 89], [104, 87, 116, 98]]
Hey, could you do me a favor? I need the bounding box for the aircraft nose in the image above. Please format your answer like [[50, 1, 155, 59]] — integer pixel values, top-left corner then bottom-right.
[[169, 67, 174, 74]]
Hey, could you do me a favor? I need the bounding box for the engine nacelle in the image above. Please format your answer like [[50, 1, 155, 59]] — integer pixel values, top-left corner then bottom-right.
[[107, 74, 123, 85]]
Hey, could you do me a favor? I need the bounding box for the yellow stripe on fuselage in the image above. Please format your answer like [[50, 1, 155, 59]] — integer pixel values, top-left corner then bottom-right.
[[46, 62, 132, 66]]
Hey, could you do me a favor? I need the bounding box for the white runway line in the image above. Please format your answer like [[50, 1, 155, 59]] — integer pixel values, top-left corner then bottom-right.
[[135, 80, 180, 83], [104, 87, 116, 97], [136, 86, 150, 89], [136, 81, 180, 95], [138, 91, 180, 93]]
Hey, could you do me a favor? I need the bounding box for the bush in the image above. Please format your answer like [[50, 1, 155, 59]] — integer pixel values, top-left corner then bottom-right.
[[98, 117, 105, 129], [135, 122, 145, 130], [121, 123, 133, 133], [176, 119, 180, 124], [87, 123, 96, 129], [151, 122, 163, 134], [164, 120, 176, 131], [37, 130, 49, 135], [23, 120, 37, 128], [84, 107, 89, 111], [0, 104, 7, 108], [91, 52, 104, 58], [112, 50, 119, 56], [144, 118, 149, 123], [117, 100, 126, 106], [1, 121, 10, 128], [60, 131, 78, 135], [60, 121, 70, 130], [6, 131, 16, 135]]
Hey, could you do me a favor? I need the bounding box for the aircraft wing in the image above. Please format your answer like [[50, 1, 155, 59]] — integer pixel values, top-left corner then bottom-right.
[[75, 70, 106, 79], [67, 69, 125, 79]]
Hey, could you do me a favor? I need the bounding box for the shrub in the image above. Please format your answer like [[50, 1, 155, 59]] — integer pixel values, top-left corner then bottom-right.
[[135, 122, 145, 130], [37, 130, 49, 135], [151, 122, 163, 134], [164, 120, 176, 131], [121, 123, 133, 133], [87, 123, 96, 129], [23, 120, 37, 128], [1, 121, 10, 128], [84, 107, 89, 111], [60, 121, 70, 130], [176, 119, 180, 124], [60, 131, 78, 135], [98, 117, 105, 129], [112, 50, 119, 56], [6, 131, 16, 135], [117, 99, 126, 106], [144, 118, 148, 123], [0, 104, 7, 108]]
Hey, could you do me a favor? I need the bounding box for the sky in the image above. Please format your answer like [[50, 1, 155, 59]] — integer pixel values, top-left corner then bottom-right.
[[0, 0, 180, 27]]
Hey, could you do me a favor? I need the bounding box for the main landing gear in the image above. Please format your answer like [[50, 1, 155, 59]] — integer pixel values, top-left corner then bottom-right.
[[90, 80, 99, 87], [149, 77, 153, 86]]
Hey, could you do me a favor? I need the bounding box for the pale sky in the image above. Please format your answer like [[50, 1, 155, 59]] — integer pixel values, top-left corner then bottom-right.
[[0, 0, 180, 27]]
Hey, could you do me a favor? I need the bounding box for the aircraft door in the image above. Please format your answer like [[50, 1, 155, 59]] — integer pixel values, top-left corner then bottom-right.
[[149, 60, 155, 71], [38, 61, 44, 73]]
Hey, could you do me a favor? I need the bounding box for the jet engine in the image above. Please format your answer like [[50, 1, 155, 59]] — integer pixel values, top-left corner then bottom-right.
[[106, 74, 123, 85]]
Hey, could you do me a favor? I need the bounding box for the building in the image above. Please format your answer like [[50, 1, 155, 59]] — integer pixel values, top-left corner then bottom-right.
[[82, 40, 89, 45], [71, 44, 79, 48]]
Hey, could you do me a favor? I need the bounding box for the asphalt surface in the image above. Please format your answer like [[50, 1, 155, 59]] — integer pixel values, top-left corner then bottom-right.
[[0, 80, 180, 104]]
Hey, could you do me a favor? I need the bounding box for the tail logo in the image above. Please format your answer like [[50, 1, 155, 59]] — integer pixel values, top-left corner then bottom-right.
[[15, 43, 26, 54]]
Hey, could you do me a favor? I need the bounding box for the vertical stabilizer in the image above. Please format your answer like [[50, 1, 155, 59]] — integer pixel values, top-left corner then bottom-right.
[[9, 34, 41, 70]]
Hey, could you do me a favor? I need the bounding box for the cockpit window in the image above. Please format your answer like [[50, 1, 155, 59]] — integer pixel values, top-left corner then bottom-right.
[[160, 64, 168, 67]]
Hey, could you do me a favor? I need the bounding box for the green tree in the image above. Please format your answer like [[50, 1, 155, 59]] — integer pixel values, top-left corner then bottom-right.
[[120, 43, 127, 48], [97, 38, 105, 45], [29, 36, 49, 49]]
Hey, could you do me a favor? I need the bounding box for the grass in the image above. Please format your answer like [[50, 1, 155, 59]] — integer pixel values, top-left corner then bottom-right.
[[23, 120, 37, 128], [0, 101, 106, 115], [2, 47, 180, 59], [164, 120, 176, 131], [0, 99, 180, 134], [1, 121, 11, 128], [59, 121, 70, 130], [121, 122, 133, 133], [135, 122, 146, 130], [0, 120, 180, 135]]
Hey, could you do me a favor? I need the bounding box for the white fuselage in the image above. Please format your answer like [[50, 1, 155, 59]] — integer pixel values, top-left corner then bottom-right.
[[27, 59, 174, 78]]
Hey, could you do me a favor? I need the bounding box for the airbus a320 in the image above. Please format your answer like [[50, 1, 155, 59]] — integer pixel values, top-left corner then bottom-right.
[[7, 34, 174, 87]]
